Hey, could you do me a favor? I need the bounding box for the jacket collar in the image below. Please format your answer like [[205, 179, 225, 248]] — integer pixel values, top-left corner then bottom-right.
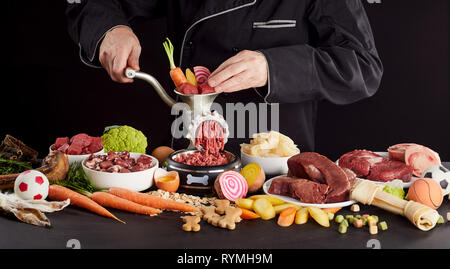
[[192, 0, 257, 23], [179, 0, 257, 66]]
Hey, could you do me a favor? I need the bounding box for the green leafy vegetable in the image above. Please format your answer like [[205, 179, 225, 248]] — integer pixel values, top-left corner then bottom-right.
[[0, 154, 32, 175], [52, 162, 96, 196], [383, 185, 405, 199], [103, 125, 122, 134]]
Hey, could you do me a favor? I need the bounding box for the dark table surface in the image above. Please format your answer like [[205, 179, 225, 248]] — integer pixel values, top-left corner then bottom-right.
[[1, 163, 449, 250]]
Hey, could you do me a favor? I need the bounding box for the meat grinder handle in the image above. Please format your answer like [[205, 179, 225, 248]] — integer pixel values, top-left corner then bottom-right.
[[125, 68, 176, 107]]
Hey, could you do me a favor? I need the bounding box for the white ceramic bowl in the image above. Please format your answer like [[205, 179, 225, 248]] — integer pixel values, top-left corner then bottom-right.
[[81, 152, 158, 192], [241, 149, 292, 176], [49, 144, 104, 165]]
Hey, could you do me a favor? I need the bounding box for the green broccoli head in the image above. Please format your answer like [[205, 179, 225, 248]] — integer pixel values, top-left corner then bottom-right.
[[101, 125, 148, 153]]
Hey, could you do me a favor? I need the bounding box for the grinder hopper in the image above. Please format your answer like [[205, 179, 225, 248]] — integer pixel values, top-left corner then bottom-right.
[[124, 68, 229, 148]]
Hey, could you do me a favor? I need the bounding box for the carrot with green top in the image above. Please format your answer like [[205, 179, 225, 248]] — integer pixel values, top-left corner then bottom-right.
[[48, 185, 125, 224], [163, 38, 187, 87], [91, 192, 162, 216]]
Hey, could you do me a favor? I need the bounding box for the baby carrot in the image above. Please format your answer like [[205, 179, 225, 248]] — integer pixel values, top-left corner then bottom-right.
[[239, 208, 260, 220], [91, 192, 161, 216], [277, 207, 297, 227], [108, 187, 200, 213], [48, 185, 125, 224], [321, 207, 342, 214]]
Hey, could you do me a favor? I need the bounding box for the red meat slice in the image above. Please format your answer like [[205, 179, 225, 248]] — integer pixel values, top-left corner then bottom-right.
[[198, 83, 215, 94], [338, 150, 385, 178], [54, 137, 69, 149], [70, 133, 92, 148], [387, 143, 419, 162], [367, 161, 413, 182], [56, 143, 70, 153], [178, 82, 199, 95], [290, 179, 329, 204], [66, 144, 83, 155], [268, 177, 329, 204], [88, 137, 103, 153], [288, 152, 351, 203]]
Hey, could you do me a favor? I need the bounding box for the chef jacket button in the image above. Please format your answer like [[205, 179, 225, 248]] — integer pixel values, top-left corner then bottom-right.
[[186, 40, 194, 49]]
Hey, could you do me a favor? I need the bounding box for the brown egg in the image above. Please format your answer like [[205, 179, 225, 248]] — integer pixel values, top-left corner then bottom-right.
[[154, 168, 180, 193], [151, 146, 175, 165], [407, 178, 443, 209]]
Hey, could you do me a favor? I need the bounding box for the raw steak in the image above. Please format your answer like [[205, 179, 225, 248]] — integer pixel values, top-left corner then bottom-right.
[[268, 177, 329, 204], [268, 177, 297, 197], [338, 150, 385, 178], [289, 179, 329, 204], [367, 161, 413, 182], [339, 149, 413, 182], [288, 152, 351, 203]]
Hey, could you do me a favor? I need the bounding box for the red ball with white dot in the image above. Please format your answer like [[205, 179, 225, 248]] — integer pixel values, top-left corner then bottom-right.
[[13, 170, 49, 200]]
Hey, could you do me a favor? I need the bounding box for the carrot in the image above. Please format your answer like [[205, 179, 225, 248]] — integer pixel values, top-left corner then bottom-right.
[[321, 207, 342, 214], [91, 192, 161, 216], [48, 185, 125, 224], [108, 187, 200, 213], [277, 207, 297, 227], [163, 38, 187, 87], [239, 208, 260, 220]]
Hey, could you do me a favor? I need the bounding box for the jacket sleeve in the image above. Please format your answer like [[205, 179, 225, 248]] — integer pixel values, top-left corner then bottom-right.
[[66, 0, 163, 67], [258, 0, 383, 105]]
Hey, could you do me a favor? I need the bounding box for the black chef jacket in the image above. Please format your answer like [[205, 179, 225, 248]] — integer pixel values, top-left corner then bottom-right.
[[67, 0, 383, 155]]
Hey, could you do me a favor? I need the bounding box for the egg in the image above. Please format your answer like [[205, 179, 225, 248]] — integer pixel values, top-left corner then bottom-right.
[[151, 146, 175, 165], [407, 178, 443, 209], [14, 170, 49, 200], [154, 168, 180, 192]]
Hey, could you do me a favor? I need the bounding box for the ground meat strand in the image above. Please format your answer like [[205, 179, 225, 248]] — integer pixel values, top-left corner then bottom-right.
[[175, 120, 229, 166]]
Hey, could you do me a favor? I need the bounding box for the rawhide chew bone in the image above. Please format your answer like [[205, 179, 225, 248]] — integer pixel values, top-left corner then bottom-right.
[[181, 215, 201, 232], [350, 179, 440, 231]]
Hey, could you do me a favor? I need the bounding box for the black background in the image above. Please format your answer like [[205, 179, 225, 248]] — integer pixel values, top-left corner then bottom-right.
[[3, 0, 449, 161]]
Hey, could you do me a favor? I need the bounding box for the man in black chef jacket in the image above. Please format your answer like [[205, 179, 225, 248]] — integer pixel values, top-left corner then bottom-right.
[[67, 0, 383, 154]]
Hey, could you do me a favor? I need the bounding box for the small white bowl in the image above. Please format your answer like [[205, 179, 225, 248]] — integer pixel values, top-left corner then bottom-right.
[[81, 152, 158, 192], [241, 149, 292, 176], [49, 144, 104, 165]]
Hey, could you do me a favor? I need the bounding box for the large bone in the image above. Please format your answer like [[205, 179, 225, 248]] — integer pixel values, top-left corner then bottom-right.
[[350, 179, 440, 231]]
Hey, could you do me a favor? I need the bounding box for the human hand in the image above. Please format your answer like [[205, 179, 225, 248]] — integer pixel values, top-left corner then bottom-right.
[[99, 26, 141, 83], [207, 50, 268, 93]]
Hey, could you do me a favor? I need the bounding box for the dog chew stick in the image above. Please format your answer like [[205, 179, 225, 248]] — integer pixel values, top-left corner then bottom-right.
[[350, 180, 440, 231]]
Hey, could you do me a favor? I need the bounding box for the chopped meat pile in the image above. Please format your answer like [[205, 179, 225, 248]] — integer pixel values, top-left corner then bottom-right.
[[84, 151, 154, 173], [269, 152, 355, 204], [52, 133, 103, 155], [174, 151, 229, 166], [174, 120, 229, 166]]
